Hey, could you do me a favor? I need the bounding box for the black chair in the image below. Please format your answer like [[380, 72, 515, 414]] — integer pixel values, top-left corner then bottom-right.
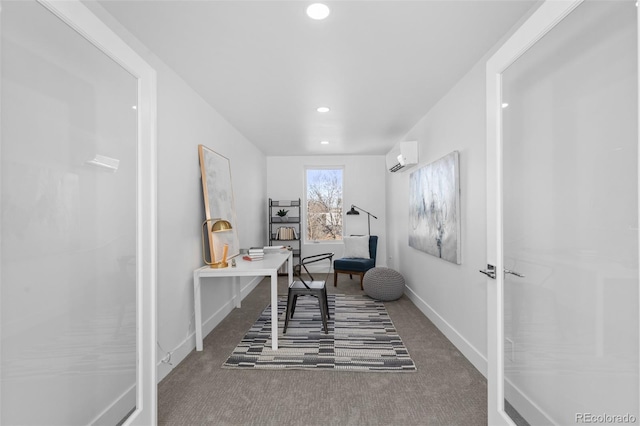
[[283, 252, 334, 334]]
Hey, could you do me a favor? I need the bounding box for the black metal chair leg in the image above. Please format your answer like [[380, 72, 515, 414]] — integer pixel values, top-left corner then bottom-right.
[[319, 293, 328, 334], [324, 291, 330, 320], [290, 294, 298, 317], [284, 290, 295, 334]]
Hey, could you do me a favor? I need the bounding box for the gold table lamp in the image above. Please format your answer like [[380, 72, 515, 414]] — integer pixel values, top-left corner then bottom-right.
[[202, 218, 233, 268]]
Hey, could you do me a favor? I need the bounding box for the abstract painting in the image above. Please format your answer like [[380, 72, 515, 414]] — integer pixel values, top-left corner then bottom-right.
[[409, 151, 461, 264]]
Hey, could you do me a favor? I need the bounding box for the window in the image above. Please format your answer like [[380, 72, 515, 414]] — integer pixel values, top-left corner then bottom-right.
[[305, 168, 343, 241]]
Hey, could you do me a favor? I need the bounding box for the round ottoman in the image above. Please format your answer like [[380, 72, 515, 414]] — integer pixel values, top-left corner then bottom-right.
[[363, 267, 405, 301]]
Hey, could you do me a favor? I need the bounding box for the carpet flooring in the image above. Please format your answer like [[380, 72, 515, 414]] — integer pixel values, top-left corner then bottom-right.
[[223, 294, 416, 371], [157, 274, 487, 425]]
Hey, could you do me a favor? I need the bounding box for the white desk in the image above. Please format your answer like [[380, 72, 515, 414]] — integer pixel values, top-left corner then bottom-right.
[[193, 249, 293, 351]]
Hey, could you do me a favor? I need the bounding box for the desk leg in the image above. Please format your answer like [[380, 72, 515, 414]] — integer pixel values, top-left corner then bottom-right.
[[271, 271, 278, 350], [194, 272, 203, 351], [287, 252, 293, 285], [234, 276, 241, 309]]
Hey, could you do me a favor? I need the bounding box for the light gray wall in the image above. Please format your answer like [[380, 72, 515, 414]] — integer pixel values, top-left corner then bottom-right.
[[267, 155, 387, 267], [85, 2, 267, 382]]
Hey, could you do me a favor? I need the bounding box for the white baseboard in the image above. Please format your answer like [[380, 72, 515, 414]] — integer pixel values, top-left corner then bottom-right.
[[90, 383, 135, 426], [404, 286, 554, 424], [88, 276, 263, 424], [404, 285, 488, 377], [156, 276, 262, 382], [505, 377, 555, 424]]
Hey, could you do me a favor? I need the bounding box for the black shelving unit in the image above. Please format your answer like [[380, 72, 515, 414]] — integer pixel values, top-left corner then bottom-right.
[[269, 198, 301, 265]]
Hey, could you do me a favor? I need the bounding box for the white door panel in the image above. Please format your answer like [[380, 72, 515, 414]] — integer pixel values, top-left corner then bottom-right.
[[487, 1, 639, 424], [0, 1, 156, 424]]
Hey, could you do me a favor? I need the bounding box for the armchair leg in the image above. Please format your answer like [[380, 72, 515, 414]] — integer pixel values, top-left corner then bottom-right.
[[333, 270, 368, 290]]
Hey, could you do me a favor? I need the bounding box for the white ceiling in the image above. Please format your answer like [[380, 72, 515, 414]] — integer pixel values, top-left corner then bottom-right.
[[98, 0, 536, 156]]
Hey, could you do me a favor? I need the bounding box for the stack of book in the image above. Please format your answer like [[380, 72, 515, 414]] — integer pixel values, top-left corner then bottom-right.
[[243, 247, 264, 261], [276, 227, 298, 240]]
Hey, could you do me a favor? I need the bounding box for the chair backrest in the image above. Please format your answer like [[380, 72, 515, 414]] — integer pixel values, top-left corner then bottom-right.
[[297, 252, 334, 288], [369, 236, 378, 264]]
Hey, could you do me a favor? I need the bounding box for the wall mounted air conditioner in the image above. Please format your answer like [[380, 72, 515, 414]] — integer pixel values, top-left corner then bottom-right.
[[386, 140, 418, 172]]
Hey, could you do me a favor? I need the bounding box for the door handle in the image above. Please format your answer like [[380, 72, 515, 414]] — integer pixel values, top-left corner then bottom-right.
[[479, 264, 496, 279], [504, 269, 525, 278], [480, 265, 525, 279]]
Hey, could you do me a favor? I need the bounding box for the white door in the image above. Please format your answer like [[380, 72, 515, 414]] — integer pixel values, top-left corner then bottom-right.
[[486, 1, 639, 424], [0, 1, 156, 424]]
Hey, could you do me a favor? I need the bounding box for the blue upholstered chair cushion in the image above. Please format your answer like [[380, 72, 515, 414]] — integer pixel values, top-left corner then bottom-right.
[[334, 236, 378, 272], [334, 257, 375, 272]]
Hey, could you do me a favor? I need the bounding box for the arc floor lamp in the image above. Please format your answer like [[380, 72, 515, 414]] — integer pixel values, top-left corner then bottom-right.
[[346, 205, 377, 234]]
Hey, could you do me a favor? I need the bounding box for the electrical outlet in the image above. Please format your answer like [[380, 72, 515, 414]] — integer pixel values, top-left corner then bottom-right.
[[504, 338, 515, 362]]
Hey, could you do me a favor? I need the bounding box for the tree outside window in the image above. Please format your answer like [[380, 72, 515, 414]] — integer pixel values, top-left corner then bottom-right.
[[306, 168, 343, 241]]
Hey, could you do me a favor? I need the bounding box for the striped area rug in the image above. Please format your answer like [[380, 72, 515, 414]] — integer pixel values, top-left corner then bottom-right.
[[223, 294, 416, 372]]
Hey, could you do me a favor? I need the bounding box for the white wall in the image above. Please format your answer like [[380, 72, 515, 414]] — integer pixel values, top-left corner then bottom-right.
[[85, 2, 267, 384], [154, 70, 266, 377], [267, 155, 386, 268], [387, 7, 639, 425], [386, 60, 489, 373], [384, 0, 543, 380]]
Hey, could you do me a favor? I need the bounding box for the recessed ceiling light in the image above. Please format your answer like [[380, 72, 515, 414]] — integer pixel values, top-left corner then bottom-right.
[[317, 106, 330, 113], [307, 3, 330, 20], [320, 140, 329, 145], [501, 102, 509, 108]]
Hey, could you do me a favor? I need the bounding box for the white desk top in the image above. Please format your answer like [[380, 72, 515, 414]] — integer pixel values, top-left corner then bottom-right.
[[194, 250, 292, 278]]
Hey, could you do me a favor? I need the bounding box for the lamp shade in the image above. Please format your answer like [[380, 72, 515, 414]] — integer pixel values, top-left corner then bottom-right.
[[345, 204, 377, 235], [202, 218, 233, 268], [211, 219, 232, 232]]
